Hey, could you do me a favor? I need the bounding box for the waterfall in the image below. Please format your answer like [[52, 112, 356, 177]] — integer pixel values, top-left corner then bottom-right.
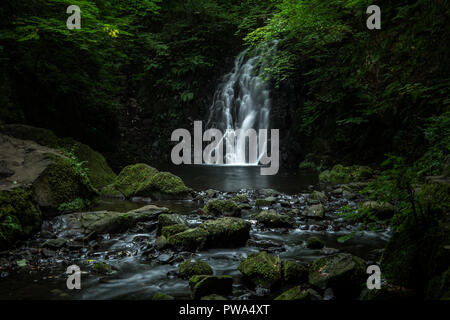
[[205, 41, 278, 165]]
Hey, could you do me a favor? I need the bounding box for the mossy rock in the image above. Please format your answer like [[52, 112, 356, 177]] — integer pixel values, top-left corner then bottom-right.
[[168, 228, 208, 251], [179, 259, 213, 279], [107, 163, 159, 198], [255, 197, 276, 207], [238, 251, 282, 289], [275, 286, 310, 300], [319, 164, 373, 185], [255, 210, 295, 228], [309, 191, 327, 202], [304, 204, 325, 218], [161, 224, 189, 238], [199, 217, 251, 248], [1, 125, 116, 189], [309, 253, 366, 298], [152, 292, 175, 300], [158, 214, 187, 234], [33, 153, 98, 215], [143, 171, 192, 200], [203, 199, 241, 217], [92, 262, 114, 275], [381, 216, 450, 298], [231, 194, 249, 203], [305, 236, 324, 249], [283, 260, 309, 284], [0, 188, 42, 250], [189, 275, 233, 300], [200, 294, 227, 300]]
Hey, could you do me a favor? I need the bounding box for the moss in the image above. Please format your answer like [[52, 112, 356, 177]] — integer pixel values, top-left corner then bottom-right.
[[111, 163, 159, 197], [231, 194, 249, 203], [283, 260, 309, 284], [161, 224, 188, 238], [145, 171, 191, 199], [309, 191, 326, 202], [275, 286, 309, 300], [309, 253, 366, 298], [305, 236, 324, 249], [200, 294, 227, 300], [319, 164, 373, 184], [0, 188, 42, 250], [203, 199, 240, 216], [58, 198, 89, 213], [100, 184, 124, 197], [92, 262, 113, 275], [255, 198, 273, 207], [189, 275, 233, 299], [199, 217, 250, 248], [35, 153, 97, 213], [152, 292, 175, 300], [60, 139, 116, 189], [238, 251, 282, 289], [168, 228, 208, 251], [179, 259, 213, 279], [158, 214, 187, 234], [255, 210, 295, 228]]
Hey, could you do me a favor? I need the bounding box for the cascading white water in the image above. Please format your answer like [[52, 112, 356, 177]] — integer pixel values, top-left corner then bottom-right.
[[205, 41, 278, 165]]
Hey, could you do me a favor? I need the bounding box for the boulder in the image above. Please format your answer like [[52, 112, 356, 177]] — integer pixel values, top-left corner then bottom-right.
[[304, 204, 325, 218], [167, 228, 208, 251], [203, 199, 241, 217], [0, 134, 97, 215], [0, 124, 116, 189], [309, 253, 366, 298], [255, 210, 295, 228], [179, 259, 213, 279], [51, 205, 168, 237], [161, 224, 189, 238], [157, 213, 187, 234], [199, 217, 251, 248], [238, 251, 282, 289], [283, 260, 309, 284], [102, 164, 191, 200], [189, 275, 233, 299], [305, 236, 324, 249]]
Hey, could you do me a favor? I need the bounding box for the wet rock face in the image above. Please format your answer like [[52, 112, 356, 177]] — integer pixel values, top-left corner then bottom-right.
[[309, 253, 366, 298]]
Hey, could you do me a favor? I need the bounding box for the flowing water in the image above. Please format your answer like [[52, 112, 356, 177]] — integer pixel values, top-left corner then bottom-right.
[[205, 42, 278, 165]]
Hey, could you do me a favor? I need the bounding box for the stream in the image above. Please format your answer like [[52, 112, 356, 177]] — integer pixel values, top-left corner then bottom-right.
[[0, 167, 390, 300]]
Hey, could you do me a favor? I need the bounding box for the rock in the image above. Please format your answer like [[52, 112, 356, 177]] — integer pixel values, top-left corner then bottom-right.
[[203, 199, 241, 217], [179, 259, 213, 279], [309, 191, 326, 202], [152, 292, 175, 300], [323, 288, 335, 300], [255, 210, 295, 228], [0, 134, 97, 216], [274, 286, 310, 300], [309, 253, 366, 298], [168, 228, 208, 251], [283, 260, 309, 284], [361, 283, 414, 300], [319, 164, 373, 184], [247, 239, 283, 250], [305, 236, 324, 249], [102, 164, 191, 200], [239, 203, 252, 210], [92, 262, 114, 275], [0, 124, 116, 189], [238, 251, 282, 289], [0, 188, 42, 250], [0, 160, 14, 178], [43, 238, 66, 249], [156, 253, 172, 264], [255, 197, 276, 207], [189, 275, 233, 300], [258, 189, 280, 197], [304, 204, 325, 218], [155, 236, 170, 250], [200, 294, 227, 300], [231, 194, 249, 203], [161, 224, 189, 238], [205, 189, 219, 198], [52, 205, 169, 237], [361, 201, 395, 220], [199, 217, 251, 248], [158, 214, 187, 234]]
